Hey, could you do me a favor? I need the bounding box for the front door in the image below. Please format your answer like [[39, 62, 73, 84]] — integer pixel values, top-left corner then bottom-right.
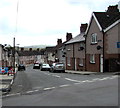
[[100, 54, 103, 72]]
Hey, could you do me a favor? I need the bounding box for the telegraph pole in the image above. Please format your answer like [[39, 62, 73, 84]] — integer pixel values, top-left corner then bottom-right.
[[13, 0, 19, 74], [13, 37, 15, 74]]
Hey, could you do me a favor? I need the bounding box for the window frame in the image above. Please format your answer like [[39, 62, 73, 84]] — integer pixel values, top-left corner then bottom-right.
[[91, 33, 97, 44], [79, 58, 84, 67], [67, 57, 71, 66], [90, 54, 95, 64]]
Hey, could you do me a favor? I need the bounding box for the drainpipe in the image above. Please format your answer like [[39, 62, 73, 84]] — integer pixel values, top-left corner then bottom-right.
[[85, 35, 87, 71], [102, 30, 105, 73], [73, 43, 75, 70]]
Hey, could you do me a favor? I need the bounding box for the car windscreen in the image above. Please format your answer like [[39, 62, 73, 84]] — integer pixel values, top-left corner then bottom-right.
[[56, 64, 64, 67]]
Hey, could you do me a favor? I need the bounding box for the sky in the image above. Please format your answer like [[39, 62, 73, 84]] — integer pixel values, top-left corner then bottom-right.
[[0, 0, 119, 47]]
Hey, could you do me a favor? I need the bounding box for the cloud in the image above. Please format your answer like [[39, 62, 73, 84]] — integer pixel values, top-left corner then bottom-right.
[[0, 0, 119, 46]]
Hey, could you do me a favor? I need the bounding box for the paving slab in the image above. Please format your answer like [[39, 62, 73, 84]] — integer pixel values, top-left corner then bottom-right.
[[0, 74, 14, 93]]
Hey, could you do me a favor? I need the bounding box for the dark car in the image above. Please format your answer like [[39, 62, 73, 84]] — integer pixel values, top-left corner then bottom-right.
[[33, 63, 41, 69], [50, 63, 65, 73], [18, 64, 26, 71]]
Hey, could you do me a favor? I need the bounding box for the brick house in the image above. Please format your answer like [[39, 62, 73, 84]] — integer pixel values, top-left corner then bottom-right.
[[45, 33, 73, 66], [85, 5, 120, 72], [0, 44, 10, 67], [65, 24, 88, 71], [0, 44, 4, 67], [18, 48, 45, 66], [45, 46, 56, 64], [57, 33, 72, 67]]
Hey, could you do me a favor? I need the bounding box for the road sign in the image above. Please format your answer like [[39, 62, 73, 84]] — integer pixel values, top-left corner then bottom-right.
[[117, 42, 120, 48], [0, 67, 8, 74]]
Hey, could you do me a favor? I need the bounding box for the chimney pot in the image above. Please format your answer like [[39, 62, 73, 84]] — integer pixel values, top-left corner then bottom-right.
[[80, 23, 88, 33], [29, 48, 32, 51], [57, 39, 62, 45], [66, 33, 72, 41], [21, 48, 24, 51], [107, 5, 119, 13]]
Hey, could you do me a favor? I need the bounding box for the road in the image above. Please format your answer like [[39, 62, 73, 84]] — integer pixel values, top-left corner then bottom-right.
[[2, 65, 119, 106]]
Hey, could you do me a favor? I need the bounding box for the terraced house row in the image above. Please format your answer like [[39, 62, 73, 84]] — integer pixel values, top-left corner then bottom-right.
[[46, 4, 120, 73], [0, 4, 120, 73]]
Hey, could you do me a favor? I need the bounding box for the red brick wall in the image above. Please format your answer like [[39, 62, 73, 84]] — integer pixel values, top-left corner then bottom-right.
[[86, 54, 100, 72], [105, 54, 120, 59], [76, 58, 85, 71], [66, 57, 74, 70]]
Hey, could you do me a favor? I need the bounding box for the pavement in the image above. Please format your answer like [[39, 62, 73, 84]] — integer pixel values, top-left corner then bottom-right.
[[0, 68, 17, 95], [65, 70, 120, 75], [0, 74, 14, 93]]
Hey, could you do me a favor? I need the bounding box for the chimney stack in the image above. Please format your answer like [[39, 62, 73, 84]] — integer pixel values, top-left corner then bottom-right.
[[80, 23, 88, 33], [107, 5, 119, 13], [66, 33, 72, 41], [57, 39, 62, 45], [21, 47, 24, 51], [29, 48, 32, 51]]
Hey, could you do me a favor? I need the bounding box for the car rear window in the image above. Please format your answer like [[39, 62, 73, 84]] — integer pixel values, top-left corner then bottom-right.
[[34, 64, 39, 66]]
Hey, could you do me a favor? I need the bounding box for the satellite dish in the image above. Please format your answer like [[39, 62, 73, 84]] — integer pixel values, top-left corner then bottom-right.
[[97, 45, 102, 50]]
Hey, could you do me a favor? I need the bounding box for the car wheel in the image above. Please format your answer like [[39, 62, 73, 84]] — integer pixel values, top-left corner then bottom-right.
[[63, 70, 65, 73]]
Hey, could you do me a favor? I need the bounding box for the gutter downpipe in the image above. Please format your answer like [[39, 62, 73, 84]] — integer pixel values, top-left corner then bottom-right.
[[102, 30, 105, 73], [73, 43, 75, 70]]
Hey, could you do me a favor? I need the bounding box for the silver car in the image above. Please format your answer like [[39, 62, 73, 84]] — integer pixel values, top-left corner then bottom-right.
[[50, 63, 65, 73]]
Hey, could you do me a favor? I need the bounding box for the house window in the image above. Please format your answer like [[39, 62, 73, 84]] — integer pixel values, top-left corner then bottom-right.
[[91, 33, 97, 44], [79, 58, 83, 66], [67, 57, 71, 66], [79, 43, 85, 51], [90, 54, 95, 63]]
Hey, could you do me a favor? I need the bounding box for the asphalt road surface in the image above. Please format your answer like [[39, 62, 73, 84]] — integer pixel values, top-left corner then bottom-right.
[[2, 65, 119, 106]]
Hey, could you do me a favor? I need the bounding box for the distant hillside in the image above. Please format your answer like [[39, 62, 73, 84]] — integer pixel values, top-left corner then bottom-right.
[[24, 45, 51, 49]]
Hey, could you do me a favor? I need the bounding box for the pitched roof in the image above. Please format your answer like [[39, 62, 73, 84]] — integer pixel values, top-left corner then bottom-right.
[[45, 46, 55, 52], [65, 33, 85, 45], [94, 12, 120, 29], [18, 51, 44, 56], [86, 11, 120, 34]]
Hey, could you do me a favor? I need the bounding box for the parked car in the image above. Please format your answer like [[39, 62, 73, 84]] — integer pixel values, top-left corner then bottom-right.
[[18, 64, 26, 71], [33, 63, 41, 69], [50, 63, 65, 73], [41, 64, 51, 71]]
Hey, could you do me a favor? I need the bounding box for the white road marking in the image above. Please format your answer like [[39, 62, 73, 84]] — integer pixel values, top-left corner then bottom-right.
[[2, 93, 20, 98], [98, 77, 110, 80], [74, 82, 83, 85], [26, 91, 34, 93], [43, 87, 56, 90], [34, 90, 39, 92], [59, 84, 70, 87], [112, 75, 118, 78], [65, 78, 81, 82], [92, 78, 101, 81]]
